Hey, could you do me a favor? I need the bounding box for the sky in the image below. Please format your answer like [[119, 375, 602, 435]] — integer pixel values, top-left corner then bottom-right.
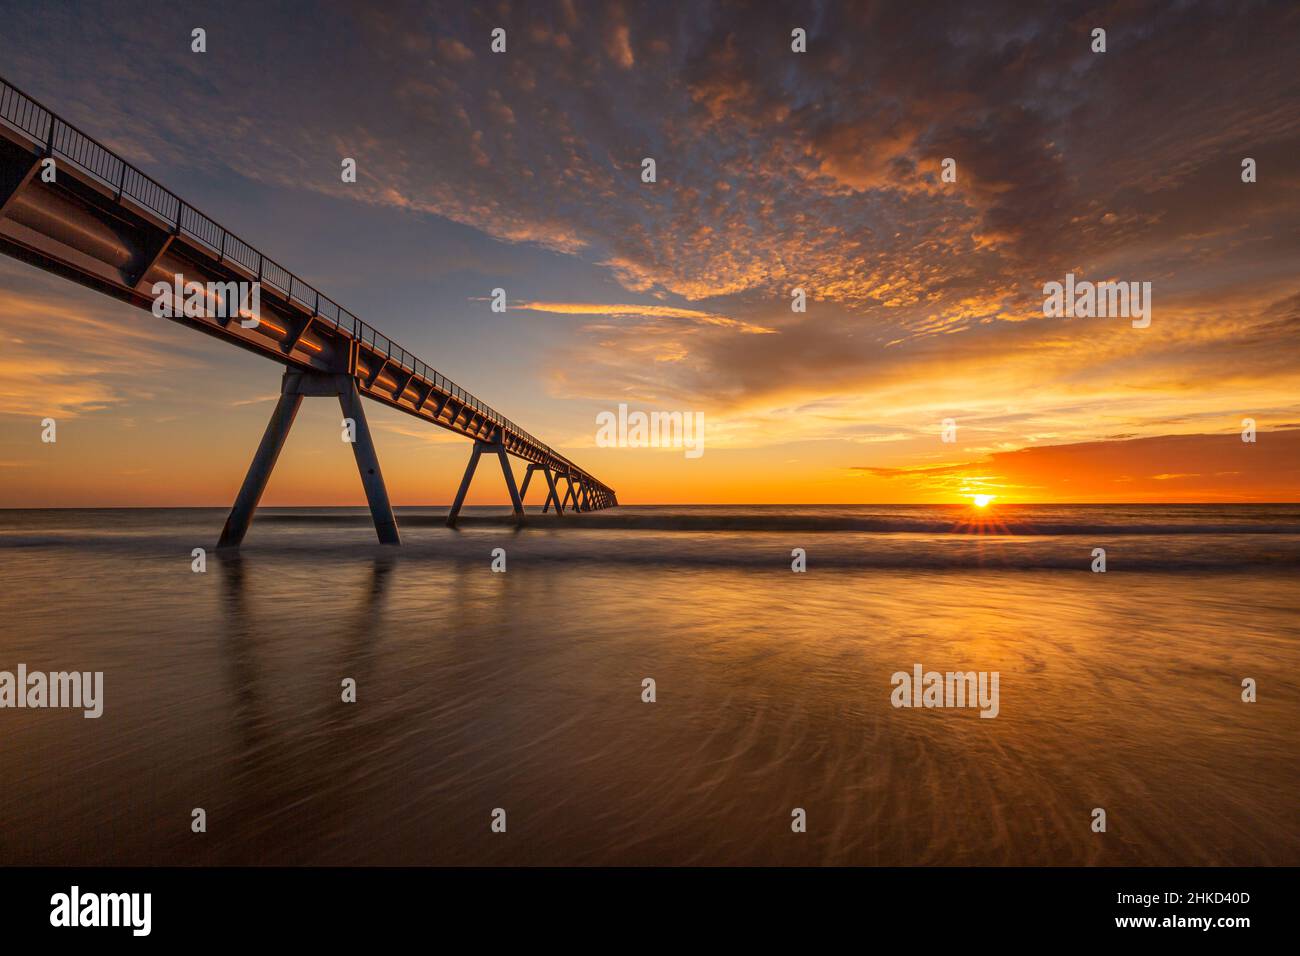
[[0, 0, 1297, 506]]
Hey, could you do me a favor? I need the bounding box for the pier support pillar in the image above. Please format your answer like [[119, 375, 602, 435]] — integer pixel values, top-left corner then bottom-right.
[[216, 390, 303, 549], [494, 442, 525, 523], [524, 464, 564, 515], [542, 467, 563, 515], [339, 379, 401, 545], [446, 442, 484, 528], [446, 439, 524, 527], [217, 370, 401, 549]]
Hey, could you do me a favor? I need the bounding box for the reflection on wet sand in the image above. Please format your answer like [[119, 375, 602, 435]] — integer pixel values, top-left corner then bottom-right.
[[211, 555, 398, 863], [1, 506, 1297, 866]]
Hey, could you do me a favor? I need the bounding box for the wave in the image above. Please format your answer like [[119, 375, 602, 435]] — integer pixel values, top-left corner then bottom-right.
[[3, 532, 1298, 572], [249, 512, 1300, 536]]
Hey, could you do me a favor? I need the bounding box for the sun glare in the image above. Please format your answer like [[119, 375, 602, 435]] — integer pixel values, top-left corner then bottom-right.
[[972, 494, 994, 508]]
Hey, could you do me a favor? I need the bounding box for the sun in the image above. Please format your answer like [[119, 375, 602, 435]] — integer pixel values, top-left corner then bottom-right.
[[971, 494, 995, 508]]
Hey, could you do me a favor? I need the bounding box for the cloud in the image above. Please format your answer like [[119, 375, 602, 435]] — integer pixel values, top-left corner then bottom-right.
[[3, 0, 1297, 502], [436, 37, 475, 63], [231, 394, 281, 407], [0, 264, 206, 418], [858, 430, 1300, 502], [512, 300, 776, 333]]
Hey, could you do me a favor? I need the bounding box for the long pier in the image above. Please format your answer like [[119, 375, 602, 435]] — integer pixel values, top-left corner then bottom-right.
[[0, 76, 616, 545]]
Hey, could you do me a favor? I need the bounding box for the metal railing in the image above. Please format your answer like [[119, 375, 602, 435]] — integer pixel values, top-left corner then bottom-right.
[[0, 75, 606, 489]]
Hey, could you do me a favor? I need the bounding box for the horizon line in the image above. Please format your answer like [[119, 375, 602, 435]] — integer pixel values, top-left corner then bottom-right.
[[3, 501, 1299, 511]]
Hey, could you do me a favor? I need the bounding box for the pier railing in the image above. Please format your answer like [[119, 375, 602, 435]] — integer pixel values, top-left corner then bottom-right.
[[0, 75, 594, 480]]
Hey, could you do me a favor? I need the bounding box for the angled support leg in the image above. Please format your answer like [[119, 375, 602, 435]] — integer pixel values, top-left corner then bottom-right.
[[519, 465, 538, 503], [447, 441, 486, 527], [217, 390, 304, 549], [493, 442, 525, 523], [339, 380, 400, 545], [219, 371, 402, 548], [542, 467, 563, 515]]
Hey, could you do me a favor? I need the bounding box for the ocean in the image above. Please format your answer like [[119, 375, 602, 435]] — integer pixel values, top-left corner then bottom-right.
[[1, 504, 1297, 865]]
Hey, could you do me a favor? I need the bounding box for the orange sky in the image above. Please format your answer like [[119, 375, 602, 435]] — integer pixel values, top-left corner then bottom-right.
[[1, 4, 1298, 507]]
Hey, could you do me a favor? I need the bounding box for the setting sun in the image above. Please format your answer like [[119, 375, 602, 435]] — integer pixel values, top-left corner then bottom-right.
[[972, 494, 995, 508]]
